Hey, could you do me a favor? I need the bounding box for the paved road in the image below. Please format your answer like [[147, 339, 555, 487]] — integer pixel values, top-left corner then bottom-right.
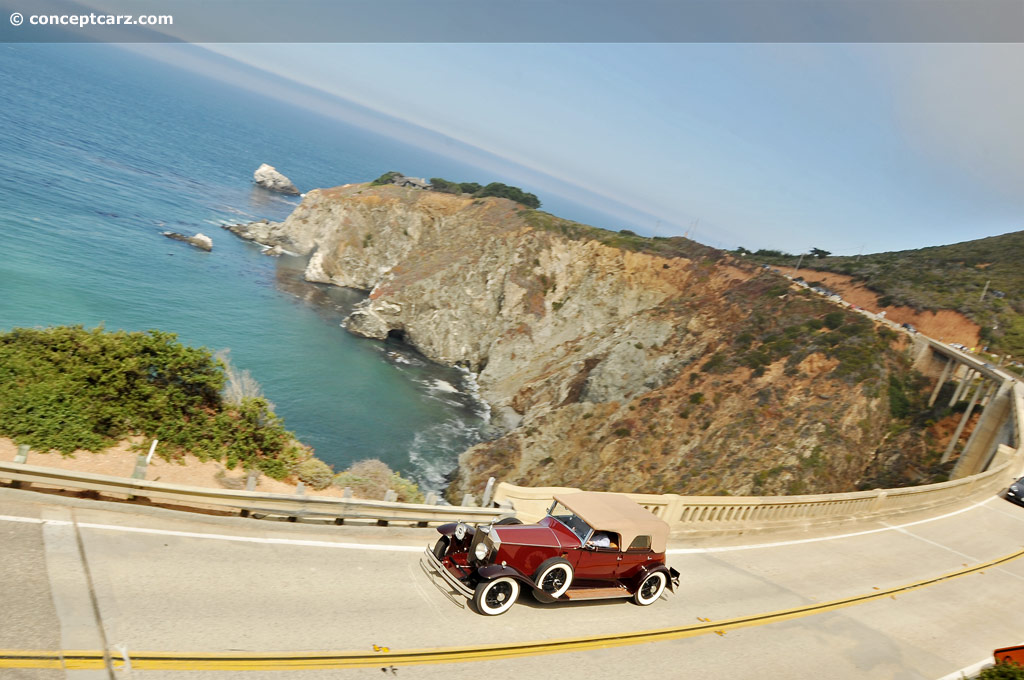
[[1, 486, 1023, 680]]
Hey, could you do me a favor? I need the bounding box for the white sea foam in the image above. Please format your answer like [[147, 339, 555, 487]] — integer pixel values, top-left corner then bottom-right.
[[457, 367, 491, 420], [428, 379, 459, 393], [407, 417, 483, 494]]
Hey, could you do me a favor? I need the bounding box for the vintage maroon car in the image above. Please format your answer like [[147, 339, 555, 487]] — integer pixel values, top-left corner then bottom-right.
[[423, 491, 680, 615]]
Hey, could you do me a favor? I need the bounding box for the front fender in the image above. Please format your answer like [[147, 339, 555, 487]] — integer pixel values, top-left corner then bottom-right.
[[477, 563, 531, 584], [437, 522, 476, 540]]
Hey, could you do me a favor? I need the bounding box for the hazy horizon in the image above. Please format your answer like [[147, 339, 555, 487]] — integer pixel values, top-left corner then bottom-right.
[[108, 42, 1024, 256]]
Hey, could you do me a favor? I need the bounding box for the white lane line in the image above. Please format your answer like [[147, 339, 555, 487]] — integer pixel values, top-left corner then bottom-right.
[[666, 497, 996, 554], [0, 496, 998, 555], [880, 522, 980, 562], [0, 514, 422, 552], [983, 500, 1024, 523]]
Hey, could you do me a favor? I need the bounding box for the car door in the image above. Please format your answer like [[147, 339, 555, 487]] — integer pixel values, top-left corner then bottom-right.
[[616, 535, 656, 581], [572, 534, 623, 582]]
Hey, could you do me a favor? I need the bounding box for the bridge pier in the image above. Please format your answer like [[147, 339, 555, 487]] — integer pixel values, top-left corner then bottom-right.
[[952, 382, 1013, 478], [927, 359, 954, 408], [948, 369, 975, 406], [942, 379, 989, 463]]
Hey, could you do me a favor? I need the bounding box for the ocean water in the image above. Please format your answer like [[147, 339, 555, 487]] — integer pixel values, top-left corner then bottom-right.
[[0, 44, 530, 489]]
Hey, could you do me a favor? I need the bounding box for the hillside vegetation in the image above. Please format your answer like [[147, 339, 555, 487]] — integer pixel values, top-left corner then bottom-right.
[[0, 326, 305, 478], [746, 231, 1024, 357]]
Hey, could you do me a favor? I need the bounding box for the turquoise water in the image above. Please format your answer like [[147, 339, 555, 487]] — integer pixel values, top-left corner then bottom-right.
[[0, 44, 519, 488]]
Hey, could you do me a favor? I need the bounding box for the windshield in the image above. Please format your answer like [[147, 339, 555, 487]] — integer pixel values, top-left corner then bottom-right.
[[547, 501, 593, 543]]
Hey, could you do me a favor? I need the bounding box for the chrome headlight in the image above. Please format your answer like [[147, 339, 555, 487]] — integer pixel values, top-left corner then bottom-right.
[[454, 523, 467, 541], [474, 541, 490, 561]]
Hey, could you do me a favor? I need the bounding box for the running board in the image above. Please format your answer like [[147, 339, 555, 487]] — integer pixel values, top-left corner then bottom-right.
[[563, 586, 631, 601]]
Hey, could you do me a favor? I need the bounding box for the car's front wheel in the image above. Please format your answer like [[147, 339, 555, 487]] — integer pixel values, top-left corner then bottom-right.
[[431, 536, 450, 560], [473, 577, 520, 616], [534, 558, 574, 598], [633, 571, 667, 606]]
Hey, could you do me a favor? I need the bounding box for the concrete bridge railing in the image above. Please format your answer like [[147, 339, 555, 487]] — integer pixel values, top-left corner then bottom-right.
[[495, 379, 1023, 536], [493, 454, 1016, 536]]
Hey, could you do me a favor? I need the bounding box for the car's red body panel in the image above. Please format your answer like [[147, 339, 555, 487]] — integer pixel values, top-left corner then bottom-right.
[[492, 523, 565, 549]]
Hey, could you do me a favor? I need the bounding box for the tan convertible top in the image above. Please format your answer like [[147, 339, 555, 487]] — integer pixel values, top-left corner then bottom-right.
[[553, 492, 669, 553]]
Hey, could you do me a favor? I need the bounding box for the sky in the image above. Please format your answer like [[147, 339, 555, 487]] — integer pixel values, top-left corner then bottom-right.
[[129, 42, 1023, 256]]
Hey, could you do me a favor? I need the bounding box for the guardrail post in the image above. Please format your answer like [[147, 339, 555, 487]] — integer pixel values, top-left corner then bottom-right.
[[131, 440, 158, 480], [870, 489, 888, 513], [461, 493, 475, 507], [384, 489, 398, 502], [245, 469, 260, 491], [10, 444, 29, 488], [481, 477, 495, 507], [287, 481, 306, 522], [334, 487, 354, 525], [417, 492, 439, 527]]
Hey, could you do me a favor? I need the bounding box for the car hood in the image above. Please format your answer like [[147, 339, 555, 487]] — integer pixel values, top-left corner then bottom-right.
[[492, 525, 573, 549]]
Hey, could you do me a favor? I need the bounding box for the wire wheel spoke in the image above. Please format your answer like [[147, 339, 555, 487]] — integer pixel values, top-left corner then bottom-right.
[[487, 582, 513, 606]]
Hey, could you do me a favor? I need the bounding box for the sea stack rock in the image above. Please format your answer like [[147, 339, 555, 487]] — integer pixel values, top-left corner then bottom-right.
[[163, 231, 213, 251], [253, 163, 300, 195]]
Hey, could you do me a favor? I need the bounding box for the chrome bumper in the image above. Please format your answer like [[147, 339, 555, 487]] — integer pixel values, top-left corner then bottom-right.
[[421, 546, 474, 599]]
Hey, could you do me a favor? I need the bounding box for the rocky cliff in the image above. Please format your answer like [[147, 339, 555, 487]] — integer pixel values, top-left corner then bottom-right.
[[227, 183, 939, 498]]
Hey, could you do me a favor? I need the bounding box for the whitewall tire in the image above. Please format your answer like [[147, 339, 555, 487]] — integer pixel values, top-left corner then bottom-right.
[[634, 571, 667, 606], [534, 558, 574, 599], [473, 577, 520, 616]]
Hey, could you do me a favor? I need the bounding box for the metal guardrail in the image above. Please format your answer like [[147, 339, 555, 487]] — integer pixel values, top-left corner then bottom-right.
[[0, 461, 506, 526]]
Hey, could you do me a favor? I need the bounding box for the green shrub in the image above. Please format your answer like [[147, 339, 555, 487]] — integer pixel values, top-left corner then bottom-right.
[[888, 375, 911, 419], [702, 352, 728, 373], [824, 311, 845, 329], [689, 392, 705, 405], [295, 458, 335, 490], [370, 171, 401, 186], [0, 326, 302, 479], [473, 182, 541, 208], [429, 177, 462, 194], [979, 662, 1024, 679], [333, 458, 424, 503]]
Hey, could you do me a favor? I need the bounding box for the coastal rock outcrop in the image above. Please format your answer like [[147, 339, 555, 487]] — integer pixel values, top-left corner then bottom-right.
[[225, 183, 926, 499], [253, 163, 300, 195], [163, 231, 212, 251]]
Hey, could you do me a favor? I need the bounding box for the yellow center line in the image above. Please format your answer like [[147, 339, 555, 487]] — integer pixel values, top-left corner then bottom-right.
[[5, 546, 1023, 671]]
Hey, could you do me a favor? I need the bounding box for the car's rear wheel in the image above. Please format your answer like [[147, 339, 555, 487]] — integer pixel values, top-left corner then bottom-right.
[[633, 571, 667, 606], [473, 577, 520, 616], [431, 536, 450, 560], [534, 558, 574, 598]]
